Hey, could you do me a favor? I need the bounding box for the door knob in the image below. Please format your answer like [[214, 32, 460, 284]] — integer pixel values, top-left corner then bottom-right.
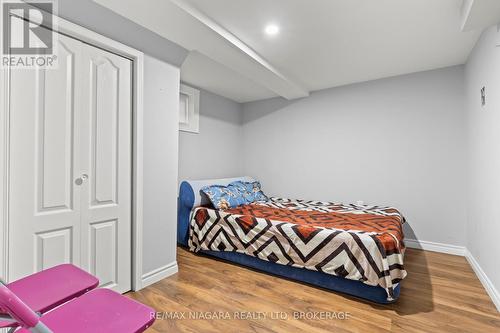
[[75, 174, 88, 185]]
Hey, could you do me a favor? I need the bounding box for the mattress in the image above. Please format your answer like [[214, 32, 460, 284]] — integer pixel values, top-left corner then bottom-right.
[[188, 197, 407, 300]]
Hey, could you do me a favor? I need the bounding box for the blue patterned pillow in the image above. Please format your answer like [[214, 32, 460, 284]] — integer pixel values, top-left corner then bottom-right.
[[201, 184, 246, 210], [229, 181, 269, 203]]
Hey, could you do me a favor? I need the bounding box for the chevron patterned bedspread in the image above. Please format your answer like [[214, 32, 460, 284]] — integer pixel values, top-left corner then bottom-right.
[[188, 197, 407, 300]]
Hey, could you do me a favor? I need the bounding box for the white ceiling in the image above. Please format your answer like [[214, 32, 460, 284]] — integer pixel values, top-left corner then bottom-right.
[[95, 0, 489, 102], [182, 0, 480, 92]]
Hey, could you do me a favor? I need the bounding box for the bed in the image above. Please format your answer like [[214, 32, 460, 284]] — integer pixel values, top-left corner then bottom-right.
[[177, 177, 407, 304]]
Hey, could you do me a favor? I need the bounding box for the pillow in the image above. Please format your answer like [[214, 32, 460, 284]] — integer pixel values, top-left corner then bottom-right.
[[201, 184, 246, 210], [229, 181, 269, 203]]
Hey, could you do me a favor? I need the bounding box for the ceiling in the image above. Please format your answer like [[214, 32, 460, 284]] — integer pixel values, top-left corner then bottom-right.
[[95, 0, 494, 103]]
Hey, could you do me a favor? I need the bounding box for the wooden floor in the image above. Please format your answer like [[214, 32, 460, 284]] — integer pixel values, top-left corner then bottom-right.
[[128, 247, 500, 333]]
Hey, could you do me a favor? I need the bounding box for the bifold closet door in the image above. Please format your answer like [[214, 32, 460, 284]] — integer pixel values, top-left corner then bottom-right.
[[8, 21, 132, 293], [8, 29, 84, 283], [78, 42, 132, 294]]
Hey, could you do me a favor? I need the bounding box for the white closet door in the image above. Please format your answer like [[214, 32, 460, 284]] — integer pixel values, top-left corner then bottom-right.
[[8, 21, 133, 293], [78, 43, 132, 293], [8, 27, 83, 281]]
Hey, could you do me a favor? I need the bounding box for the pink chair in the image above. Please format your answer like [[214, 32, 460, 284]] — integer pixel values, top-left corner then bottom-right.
[[0, 264, 99, 331], [0, 266, 155, 333]]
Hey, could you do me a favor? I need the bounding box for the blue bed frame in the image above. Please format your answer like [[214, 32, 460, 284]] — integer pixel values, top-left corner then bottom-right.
[[177, 177, 400, 304]]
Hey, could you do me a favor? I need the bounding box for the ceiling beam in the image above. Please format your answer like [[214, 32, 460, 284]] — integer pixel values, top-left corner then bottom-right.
[[170, 0, 308, 100], [461, 0, 500, 32]]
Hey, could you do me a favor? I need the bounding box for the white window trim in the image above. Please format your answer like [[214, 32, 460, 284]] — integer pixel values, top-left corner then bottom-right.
[[179, 83, 200, 133]]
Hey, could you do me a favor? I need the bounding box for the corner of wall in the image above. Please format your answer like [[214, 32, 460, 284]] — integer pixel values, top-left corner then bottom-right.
[[465, 250, 500, 312]]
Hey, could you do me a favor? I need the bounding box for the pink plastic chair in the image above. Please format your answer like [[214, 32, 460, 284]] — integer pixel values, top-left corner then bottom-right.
[[0, 266, 155, 332], [0, 264, 99, 331]]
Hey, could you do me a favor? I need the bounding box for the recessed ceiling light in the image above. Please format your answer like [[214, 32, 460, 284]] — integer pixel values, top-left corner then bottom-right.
[[265, 24, 280, 36]]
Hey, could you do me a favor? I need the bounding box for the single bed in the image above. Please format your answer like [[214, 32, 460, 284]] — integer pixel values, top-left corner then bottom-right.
[[178, 177, 407, 304]]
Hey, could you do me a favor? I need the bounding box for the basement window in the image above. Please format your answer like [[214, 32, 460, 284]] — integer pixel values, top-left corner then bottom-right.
[[179, 83, 200, 133]]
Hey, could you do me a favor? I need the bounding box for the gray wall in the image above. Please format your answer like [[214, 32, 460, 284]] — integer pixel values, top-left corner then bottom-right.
[[242, 66, 467, 247], [142, 56, 180, 275], [178, 89, 244, 181], [465, 25, 500, 302]]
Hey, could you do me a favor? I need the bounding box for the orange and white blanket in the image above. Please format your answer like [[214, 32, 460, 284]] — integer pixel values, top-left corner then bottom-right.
[[189, 197, 407, 300]]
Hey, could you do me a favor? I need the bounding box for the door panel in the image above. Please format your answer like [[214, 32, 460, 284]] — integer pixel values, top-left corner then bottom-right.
[[79, 43, 132, 293], [90, 219, 117, 288], [36, 42, 76, 213], [8, 27, 82, 281], [90, 58, 119, 206], [35, 227, 73, 271]]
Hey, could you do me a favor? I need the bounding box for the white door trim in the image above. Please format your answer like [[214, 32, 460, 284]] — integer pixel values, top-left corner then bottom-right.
[[0, 7, 145, 291], [0, 66, 9, 282]]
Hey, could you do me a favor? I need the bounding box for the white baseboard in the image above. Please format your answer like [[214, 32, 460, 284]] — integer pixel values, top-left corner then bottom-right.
[[465, 250, 500, 312], [141, 261, 178, 289], [405, 238, 466, 256]]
